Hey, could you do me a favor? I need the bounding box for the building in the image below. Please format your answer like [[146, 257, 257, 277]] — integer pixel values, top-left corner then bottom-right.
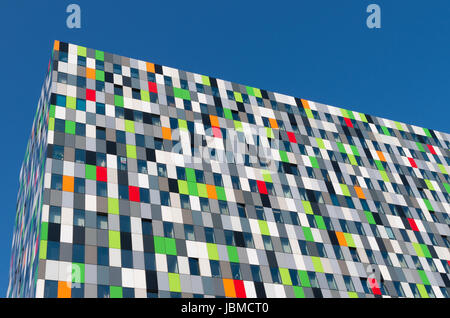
[[8, 40, 450, 298]]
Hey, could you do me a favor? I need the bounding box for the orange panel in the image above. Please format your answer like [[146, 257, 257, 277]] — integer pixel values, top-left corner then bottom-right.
[[53, 40, 60, 51], [210, 115, 220, 127], [146, 62, 155, 73], [62, 176, 74, 192], [206, 184, 217, 200], [301, 99, 310, 109], [223, 278, 236, 298], [57, 281, 71, 298], [354, 186, 366, 199], [269, 118, 278, 129], [335, 231, 348, 246], [162, 127, 172, 140], [377, 151, 386, 162], [86, 67, 96, 80]]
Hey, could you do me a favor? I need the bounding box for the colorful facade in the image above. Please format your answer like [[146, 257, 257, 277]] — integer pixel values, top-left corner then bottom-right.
[[8, 40, 450, 298]]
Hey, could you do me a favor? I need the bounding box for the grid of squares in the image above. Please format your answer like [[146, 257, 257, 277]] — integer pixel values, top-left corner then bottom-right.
[[8, 40, 450, 298]]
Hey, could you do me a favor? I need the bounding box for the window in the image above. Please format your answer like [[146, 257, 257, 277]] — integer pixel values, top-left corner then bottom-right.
[[273, 209, 283, 223], [49, 206, 61, 224], [73, 209, 85, 227], [142, 219, 153, 236], [270, 267, 282, 284], [163, 222, 174, 238], [200, 198, 210, 212], [184, 224, 195, 241], [317, 243, 327, 258], [333, 245, 344, 260], [344, 276, 356, 292], [210, 260, 221, 278], [96, 213, 108, 230], [189, 258, 200, 276], [180, 194, 190, 210], [224, 230, 235, 246], [176, 167, 186, 180], [218, 201, 229, 215], [97, 247, 109, 266], [157, 163, 167, 177], [160, 191, 171, 206], [230, 263, 242, 280], [244, 232, 254, 248], [251, 265, 262, 282], [231, 176, 241, 189], [51, 174, 63, 190], [204, 227, 215, 244], [326, 274, 337, 290], [213, 173, 223, 187], [308, 272, 319, 288], [167, 255, 178, 273], [349, 248, 360, 262], [299, 240, 309, 256], [263, 235, 273, 251], [281, 237, 292, 253], [96, 182, 107, 197], [237, 204, 246, 218]]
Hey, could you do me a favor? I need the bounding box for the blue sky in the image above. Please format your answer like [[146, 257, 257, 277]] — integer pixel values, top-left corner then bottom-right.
[[0, 0, 449, 296]]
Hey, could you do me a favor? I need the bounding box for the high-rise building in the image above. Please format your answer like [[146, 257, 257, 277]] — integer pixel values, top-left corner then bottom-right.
[[8, 41, 450, 298]]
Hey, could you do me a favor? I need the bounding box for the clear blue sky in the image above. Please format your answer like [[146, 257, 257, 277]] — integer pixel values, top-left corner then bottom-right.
[[0, 0, 449, 296]]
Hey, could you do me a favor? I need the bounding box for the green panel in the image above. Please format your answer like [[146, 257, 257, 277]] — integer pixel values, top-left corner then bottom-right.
[[350, 145, 360, 156], [109, 230, 121, 249], [234, 120, 243, 132], [340, 184, 351, 197], [178, 119, 188, 130], [253, 87, 262, 98], [227, 246, 239, 263], [65, 120, 76, 134], [416, 142, 425, 152], [302, 200, 313, 215], [343, 233, 355, 247], [381, 126, 390, 136], [125, 120, 135, 133], [173, 87, 191, 100], [380, 171, 390, 182], [110, 286, 123, 298], [234, 92, 243, 103], [424, 179, 434, 191], [337, 142, 346, 154], [39, 240, 47, 259], [443, 183, 450, 194], [423, 128, 432, 138], [359, 113, 368, 123], [305, 108, 314, 119], [188, 181, 199, 198], [108, 198, 119, 215], [311, 256, 324, 272], [280, 150, 289, 163], [266, 127, 274, 139], [315, 215, 326, 230], [417, 284, 429, 298], [364, 211, 376, 225], [223, 108, 233, 120], [168, 273, 181, 292], [262, 172, 272, 183], [279, 268, 292, 285], [165, 238, 177, 255], [394, 121, 403, 130], [206, 243, 219, 260], [348, 154, 358, 166], [438, 164, 447, 175], [49, 105, 56, 118], [302, 227, 314, 242], [66, 96, 76, 109], [95, 50, 104, 61], [293, 286, 305, 298], [197, 183, 208, 198], [201, 75, 211, 86], [85, 164, 96, 180], [126, 145, 137, 159], [186, 168, 196, 182], [77, 46, 87, 57], [141, 90, 150, 102], [316, 138, 325, 149], [154, 236, 165, 254], [423, 199, 434, 211], [177, 180, 188, 195], [258, 220, 270, 236], [114, 95, 124, 107], [41, 222, 48, 240], [348, 292, 358, 298], [374, 160, 385, 171], [246, 86, 254, 96], [420, 244, 432, 258], [72, 262, 85, 284], [309, 156, 319, 169], [48, 118, 55, 131], [418, 270, 430, 285], [298, 270, 310, 287], [96, 70, 105, 81], [215, 186, 227, 201]]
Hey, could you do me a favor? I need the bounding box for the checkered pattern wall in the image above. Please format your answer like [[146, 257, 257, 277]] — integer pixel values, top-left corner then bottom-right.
[[8, 40, 450, 298]]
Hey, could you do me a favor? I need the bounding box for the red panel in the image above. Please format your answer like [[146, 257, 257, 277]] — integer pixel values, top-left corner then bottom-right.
[[148, 81, 158, 93], [96, 167, 107, 182], [233, 280, 247, 298], [372, 286, 382, 295], [257, 180, 268, 195], [212, 126, 222, 138], [408, 218, 419, 231], [86, 89, 96, 101], [408, 157, 418, 168], [427, 144, 437, 155], [344, 117, 353, 128], [129, 186, 140, 202], [287, 131, 297, 143]]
